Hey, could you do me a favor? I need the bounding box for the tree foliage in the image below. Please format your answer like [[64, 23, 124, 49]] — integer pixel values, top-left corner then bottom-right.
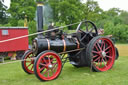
[[0, 0, 128, 43], [8, 0, 36, 26], [0, 0, 8, 24], [48, 0, 85, 29]]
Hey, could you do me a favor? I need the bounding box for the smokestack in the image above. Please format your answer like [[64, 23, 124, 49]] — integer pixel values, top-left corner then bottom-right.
[[37, 2, 44, 38]]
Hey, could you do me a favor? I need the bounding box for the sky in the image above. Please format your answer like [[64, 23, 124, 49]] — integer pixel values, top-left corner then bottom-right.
[[3, 0, 128, 11]]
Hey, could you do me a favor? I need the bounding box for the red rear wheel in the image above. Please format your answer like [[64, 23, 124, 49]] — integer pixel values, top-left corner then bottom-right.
[[86, 36, 116, 72], [21, 50, 35, 74], [34, 50, 62, 81]]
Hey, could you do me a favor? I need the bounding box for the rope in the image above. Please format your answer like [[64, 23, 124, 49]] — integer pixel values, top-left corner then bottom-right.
[[0, 20, 85, 43], [0, 20, 86, 65], [0, 58, 36, 65], [0, 48, 85, 65]]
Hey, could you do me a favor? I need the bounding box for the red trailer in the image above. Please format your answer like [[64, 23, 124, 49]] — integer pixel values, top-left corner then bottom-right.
[[0, 27, 29, 62]]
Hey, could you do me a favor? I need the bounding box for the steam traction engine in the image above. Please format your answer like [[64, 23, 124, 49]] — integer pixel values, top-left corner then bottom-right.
[[21, 2, 119, 81]]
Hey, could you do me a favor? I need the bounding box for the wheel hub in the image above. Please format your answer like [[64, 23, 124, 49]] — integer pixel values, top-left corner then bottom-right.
[[48, 64, 53, 69], [101, 51, 106, 57]]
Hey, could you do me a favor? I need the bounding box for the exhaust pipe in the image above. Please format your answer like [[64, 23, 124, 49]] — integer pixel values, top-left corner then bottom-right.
[[37, 2, 44, 38]]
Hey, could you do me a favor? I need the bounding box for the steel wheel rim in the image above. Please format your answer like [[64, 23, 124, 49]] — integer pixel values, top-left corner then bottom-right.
[[24, 51, 34, 73], [36, 52, 62, 81], [92, 38, 115, 71]]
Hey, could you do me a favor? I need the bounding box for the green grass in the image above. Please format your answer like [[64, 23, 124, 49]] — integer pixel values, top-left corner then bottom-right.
[[0, 56, 128, 85]]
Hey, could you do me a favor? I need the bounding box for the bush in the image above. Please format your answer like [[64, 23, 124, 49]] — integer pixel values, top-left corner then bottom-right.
[[18, 20, 24, 26], [103, 21, 128, 43], [113, 24, 128, 42], [28, 20, 36, 44]]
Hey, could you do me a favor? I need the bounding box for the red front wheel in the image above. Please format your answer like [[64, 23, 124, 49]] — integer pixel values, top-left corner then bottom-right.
[[21, 50, 35, 74], [34, 50, 62, 81], [86, 36, 116, 72]]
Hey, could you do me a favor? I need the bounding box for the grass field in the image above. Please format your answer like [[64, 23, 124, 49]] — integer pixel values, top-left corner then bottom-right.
[[0, 56, 128, 85]]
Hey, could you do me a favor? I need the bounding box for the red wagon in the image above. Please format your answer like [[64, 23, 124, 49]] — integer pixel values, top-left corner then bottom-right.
[[0, 27, 29, 61]]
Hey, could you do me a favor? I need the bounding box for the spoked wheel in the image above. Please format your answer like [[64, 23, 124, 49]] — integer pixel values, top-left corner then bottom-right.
[[21, 50, 35, 74], [34, 50, 62, 81], [76, 21, 98, 44], [86, 36, 116, 72]]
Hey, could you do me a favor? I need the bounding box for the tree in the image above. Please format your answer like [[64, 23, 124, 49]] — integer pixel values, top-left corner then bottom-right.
[[0, 0, 8, 24], [5, 0, 128, 43], [105, 8, 121, 17], [103, 9, 128, 42], [83, 0, 103, 22], [48, 0, 84, 29], [119, 11, 128, 25], [28, 20, 37, 44], [8, 0, 36, 26], [113, 24, 128, 42]]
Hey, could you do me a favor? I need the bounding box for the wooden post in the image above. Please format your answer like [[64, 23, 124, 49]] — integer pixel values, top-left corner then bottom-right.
[[0, 57, 4, 63]]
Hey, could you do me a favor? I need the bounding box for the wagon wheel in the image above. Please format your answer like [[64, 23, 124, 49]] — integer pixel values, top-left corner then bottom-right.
[[21, 50, 35, 74], [86, 36, 116, 72], [34, 50, 62, 81], [76, 21, 98, 44]]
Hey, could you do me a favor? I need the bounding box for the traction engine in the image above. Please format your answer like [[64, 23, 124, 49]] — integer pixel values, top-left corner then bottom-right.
[[21, 2, 119, 81]]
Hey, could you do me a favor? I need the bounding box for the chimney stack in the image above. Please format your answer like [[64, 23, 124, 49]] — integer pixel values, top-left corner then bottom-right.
[[37, 2, 44, 38]]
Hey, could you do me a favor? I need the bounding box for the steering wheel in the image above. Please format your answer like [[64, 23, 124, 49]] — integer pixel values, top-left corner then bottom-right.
[[76, 21, 98, 42]]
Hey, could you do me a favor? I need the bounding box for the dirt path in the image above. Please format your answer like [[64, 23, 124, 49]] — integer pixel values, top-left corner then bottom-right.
[[115, 44, 128, 57]]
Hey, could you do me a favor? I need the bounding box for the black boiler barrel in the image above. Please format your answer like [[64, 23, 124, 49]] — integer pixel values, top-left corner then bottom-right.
[[32, 38, 80, 54]]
